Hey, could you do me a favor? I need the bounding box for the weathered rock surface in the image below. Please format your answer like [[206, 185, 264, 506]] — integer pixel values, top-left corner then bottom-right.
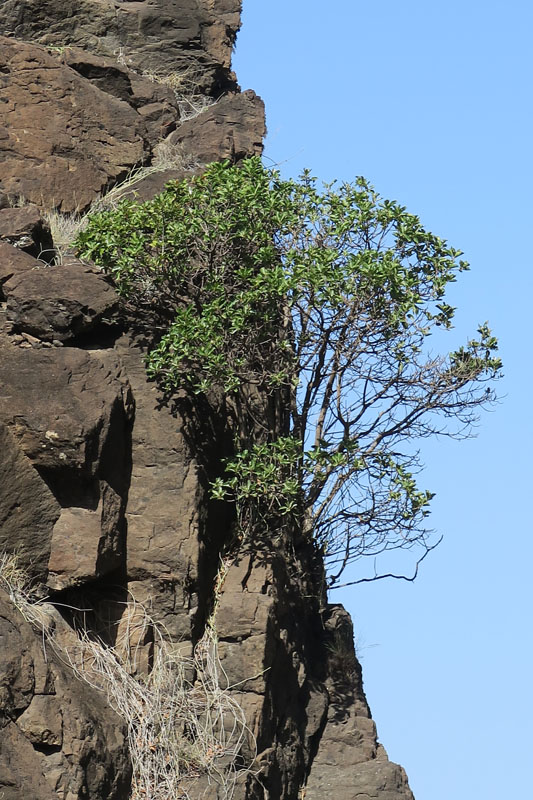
[[0, 36, 149, 212], [0, 206, 54, 260], [113, 333, 207, 642], [0, 0, 242, 93], [0, 340, 131, 483], [4, 259, 119, 342], [57, 46, 181, 143], [0, 2, 416, 799], [215, 550, 331, 798], [47, 479, 125, 591], [0, 288, 133, 588], [167, 89, 266, 165], [0, 423, 61, 582], [0, 32, 265, 214], [304, 607, 414, 799], [0, 588, 132, 800], [0, 242, 41, 288]]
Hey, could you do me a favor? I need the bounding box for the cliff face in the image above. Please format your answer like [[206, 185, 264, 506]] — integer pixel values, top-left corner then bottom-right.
[[0, 4, 415, 799]]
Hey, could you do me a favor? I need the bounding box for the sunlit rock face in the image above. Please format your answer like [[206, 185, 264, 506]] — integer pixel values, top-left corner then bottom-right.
[[0, 0, 242, 92]]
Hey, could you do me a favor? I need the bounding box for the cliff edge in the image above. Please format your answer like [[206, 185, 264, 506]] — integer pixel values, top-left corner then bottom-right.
[[0, 3, 415, 798]]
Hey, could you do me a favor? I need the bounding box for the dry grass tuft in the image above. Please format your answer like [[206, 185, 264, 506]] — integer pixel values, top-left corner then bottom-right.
[[151, 140, 199, 172], [0, 553, 52, 631], [6, 195, 29, 208], [64, 614, 252, 799], [141, 66, 216, 122], [44, 150, 197, 262], [0, 553, 255, 800], [43, 209, 87, 260]]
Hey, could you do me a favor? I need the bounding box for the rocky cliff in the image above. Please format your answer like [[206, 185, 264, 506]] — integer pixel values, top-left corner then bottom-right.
[[0, 3, 415, 798]]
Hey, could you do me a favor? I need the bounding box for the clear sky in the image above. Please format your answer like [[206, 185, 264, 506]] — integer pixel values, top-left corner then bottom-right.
[[233, 2, 532, 798]]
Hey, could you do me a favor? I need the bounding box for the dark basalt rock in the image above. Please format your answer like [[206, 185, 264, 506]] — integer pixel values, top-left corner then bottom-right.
[[0, 423, 61, 583], [0, 242, 41, 290], [0, 328, 133, 589], [166, 89, 266, 165], [0, 588, 132, 800], [0, 0, 242, 95], [0, 36, 150, 213], [3, 258, 119, 342], [0, 206, 54, 260]]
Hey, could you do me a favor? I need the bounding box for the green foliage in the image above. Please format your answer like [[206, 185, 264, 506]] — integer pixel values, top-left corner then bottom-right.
[[77, 158, 295, 394], [76, 158, 501, 584], [211, 436, 302, 525]]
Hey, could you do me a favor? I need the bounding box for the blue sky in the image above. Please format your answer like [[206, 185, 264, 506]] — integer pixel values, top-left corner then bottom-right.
[[234, 2, 532, 798]]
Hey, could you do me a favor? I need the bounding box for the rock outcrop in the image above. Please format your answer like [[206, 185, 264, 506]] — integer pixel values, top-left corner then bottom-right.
[[0, 588, 132, 799], [0, 31, 264, 212], [0, 206, 54, 259], [0, 2, 415, 799], [0, 0, 241, 93]]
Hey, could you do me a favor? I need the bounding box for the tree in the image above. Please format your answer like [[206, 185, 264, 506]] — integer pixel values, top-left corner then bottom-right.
[[76, 157, 501, 585]]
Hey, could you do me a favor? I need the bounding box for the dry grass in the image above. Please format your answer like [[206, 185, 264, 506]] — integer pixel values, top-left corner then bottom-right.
[[6, 195, 29, 208], [151, 140, 199, 172], [141, 66, 216, 122], [43, 209, 87, 260], [43, 151, 197, 262], [114, 47, 133, 69], [0, 553, 255, 800], [0, 553, 53, 632], [66, 612, 252, 800], [176, 94, 216, 122], [114, 48, 216, 122]]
